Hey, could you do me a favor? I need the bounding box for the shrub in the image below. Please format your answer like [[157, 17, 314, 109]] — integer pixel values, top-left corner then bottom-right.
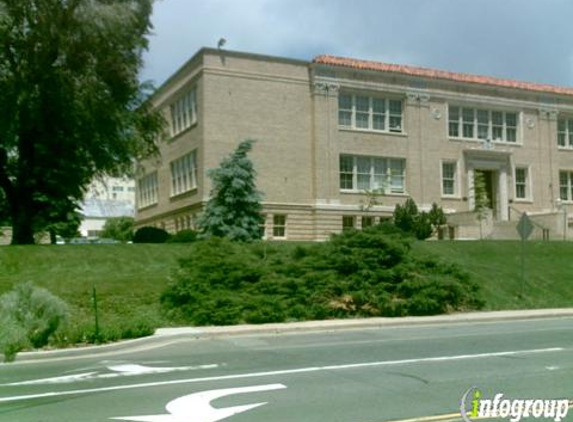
[[167, 229, 198, 243], [133, 226, 170, 243], [0, 283, 69, 362], [161, 225, 484, 326], [101, 216, 135, 242]]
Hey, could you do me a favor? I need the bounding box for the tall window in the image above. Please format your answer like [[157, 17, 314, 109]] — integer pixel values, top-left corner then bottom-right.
[[339, 155, 406, 194], [558, 118, 573, 148], [514, 167, 529, 199], [170, 88, 197, 137], [273, 215, 287, 238], [338, 94, 403, 133], [449, 106, 517, 142], [560, 171, 573, 201], [170, 151, 198, 196], [441, 162, 457, 196], [137, 171, 158, 208]]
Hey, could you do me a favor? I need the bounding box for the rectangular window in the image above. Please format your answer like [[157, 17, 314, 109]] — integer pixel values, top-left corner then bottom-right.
[[338, 93, 403, 133], [449, 105, 519, 143], [557, 118, 573, 148], [137, 171, 158, 208], [112, 186, 124, 192], [342, 216, 356, 231], [170, 88, 197, 137], [362, 216, 375, 228], [560, 171, 573, 201], [442, 162, 457, 196], [170, 150, 198, 196], [514, 167, 528, 199], [273, 215, 286, 238], [339, 155, 406, 194]]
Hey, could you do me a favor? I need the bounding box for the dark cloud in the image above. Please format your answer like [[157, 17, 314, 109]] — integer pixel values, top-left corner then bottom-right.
[[141, 0, 573, 88]]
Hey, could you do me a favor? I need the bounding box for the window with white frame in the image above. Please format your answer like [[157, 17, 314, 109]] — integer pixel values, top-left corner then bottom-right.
[[170, 150, 198, 196], [273, 214, 286, 238], [448, 106, 518, 142], [137, 171, 158, 208], [338, 93, 403, 133], [559, 171, 573, 201], [339, 155, 406, 194], [557, 118, 573, 148], [514, 167, 529, 200], [170, 88, 197, 137], [441, 161, 457, 196]]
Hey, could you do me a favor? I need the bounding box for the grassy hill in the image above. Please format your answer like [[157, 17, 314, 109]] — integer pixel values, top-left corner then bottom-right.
[[1, 240, 572, 344], [413, 240, 573, 310]]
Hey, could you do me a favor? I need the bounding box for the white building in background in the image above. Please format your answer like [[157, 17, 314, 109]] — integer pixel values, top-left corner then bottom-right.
[[79, 177, 135, 238]]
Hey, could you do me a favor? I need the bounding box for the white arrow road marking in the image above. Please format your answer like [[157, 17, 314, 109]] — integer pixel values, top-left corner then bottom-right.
[[110, 384, 287, 422], [0, 347, 563, 403], [2, 364, 218, 386]]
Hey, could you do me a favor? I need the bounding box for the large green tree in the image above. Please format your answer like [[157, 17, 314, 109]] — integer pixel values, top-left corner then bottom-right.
[[0, 0, 162, 244], [198, 140, 264, 241]]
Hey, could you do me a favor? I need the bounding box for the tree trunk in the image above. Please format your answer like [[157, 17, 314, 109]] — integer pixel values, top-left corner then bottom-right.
[[10, 201, 36, 245]]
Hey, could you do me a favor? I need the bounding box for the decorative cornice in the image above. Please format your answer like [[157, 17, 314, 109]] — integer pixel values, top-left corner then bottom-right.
[[538, 108, 558, 120], [313, 82, 340, 96]]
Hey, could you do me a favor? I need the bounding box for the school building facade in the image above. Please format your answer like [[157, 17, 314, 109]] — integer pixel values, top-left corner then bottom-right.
[[135, 48, 573, 240]]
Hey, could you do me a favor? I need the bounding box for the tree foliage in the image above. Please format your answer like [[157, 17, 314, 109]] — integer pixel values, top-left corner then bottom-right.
[[101, 216, 135, 242], [198, 140, 264, 241], [0, 0, 163, 244], [393, 198, 447, 240]]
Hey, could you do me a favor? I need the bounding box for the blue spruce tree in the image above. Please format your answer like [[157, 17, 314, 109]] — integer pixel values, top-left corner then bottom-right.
[[198, 140, 264, 241]]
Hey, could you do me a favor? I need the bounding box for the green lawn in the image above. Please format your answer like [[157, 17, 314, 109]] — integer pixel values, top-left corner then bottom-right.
[[0, 244, 193, 343], [1, 240, 572, 345], [413, 240, 573, 310]]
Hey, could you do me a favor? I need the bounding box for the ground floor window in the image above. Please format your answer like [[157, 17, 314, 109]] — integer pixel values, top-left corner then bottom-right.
[[362, 216, 375, 228], [342, 216, 356, 231], [273, 214, 287, 238], [560, 171, 573, 201], [340, 155, 405, 193], [441, 161, 457, 196], [514, 167, 529, 199]]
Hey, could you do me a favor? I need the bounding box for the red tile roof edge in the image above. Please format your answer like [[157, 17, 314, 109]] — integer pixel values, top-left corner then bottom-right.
[[313, 55, 573, 97]]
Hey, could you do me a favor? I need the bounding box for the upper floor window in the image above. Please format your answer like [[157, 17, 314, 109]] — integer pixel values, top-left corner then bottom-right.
[[558, 118, 573, 148], [170, 150, 198, 196], [340, 154, 405, 194], [339, 93, 403, 133], [170, 88, 197, 137], [137, 171, 158, 208], [449, 106, 517, 143]]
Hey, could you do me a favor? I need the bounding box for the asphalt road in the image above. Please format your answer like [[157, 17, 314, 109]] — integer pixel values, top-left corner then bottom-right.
[[1, 316, 572, 422]]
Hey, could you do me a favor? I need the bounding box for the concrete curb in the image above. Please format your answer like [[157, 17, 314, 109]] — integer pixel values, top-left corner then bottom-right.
[[14, 308, 573, 362]]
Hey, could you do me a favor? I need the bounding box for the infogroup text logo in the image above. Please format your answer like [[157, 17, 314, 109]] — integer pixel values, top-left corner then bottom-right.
[[460, 387, 570, 422]]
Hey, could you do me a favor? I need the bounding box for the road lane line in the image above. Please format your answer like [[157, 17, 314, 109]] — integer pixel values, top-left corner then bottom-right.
[[0, 347, 563, 404]]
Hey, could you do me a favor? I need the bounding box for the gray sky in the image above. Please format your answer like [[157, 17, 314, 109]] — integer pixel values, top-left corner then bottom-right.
[[141, 0, 573, 89]]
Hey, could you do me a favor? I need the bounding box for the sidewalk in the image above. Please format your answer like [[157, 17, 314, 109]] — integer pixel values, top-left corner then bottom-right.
[[15, 308, 573, 362]]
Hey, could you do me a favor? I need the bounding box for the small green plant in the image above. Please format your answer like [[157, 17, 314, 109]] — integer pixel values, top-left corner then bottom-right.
[[393, 199, 447, 240], [133, 226, 170, 243], [167, 229, 198, 243], [0, 283, 69, 362]]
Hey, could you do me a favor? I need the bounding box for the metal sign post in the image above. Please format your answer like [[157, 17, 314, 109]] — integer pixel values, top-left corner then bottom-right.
[[516, 213, 534, 298]]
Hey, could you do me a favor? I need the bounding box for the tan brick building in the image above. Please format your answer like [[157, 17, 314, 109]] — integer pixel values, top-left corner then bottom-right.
[[135, 48, 573, 240]]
